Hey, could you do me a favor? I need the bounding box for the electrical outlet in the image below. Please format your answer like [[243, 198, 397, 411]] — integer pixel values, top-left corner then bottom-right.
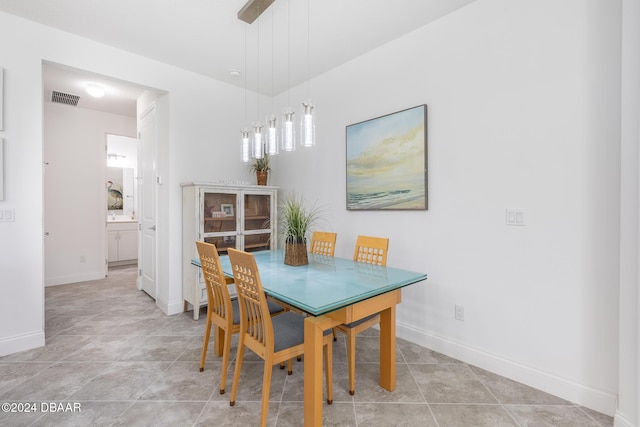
[[455, 304, 465, 321]]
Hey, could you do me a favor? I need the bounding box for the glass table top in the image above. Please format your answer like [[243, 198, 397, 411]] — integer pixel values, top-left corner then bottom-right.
[[195, 249, 427, 316]]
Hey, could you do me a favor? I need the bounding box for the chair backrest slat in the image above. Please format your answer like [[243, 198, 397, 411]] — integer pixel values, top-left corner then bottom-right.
[[228, 248, 273, 349], [196, 241, 233, 321], [310, 231, 337, 257], [353, 235, 389, 266]]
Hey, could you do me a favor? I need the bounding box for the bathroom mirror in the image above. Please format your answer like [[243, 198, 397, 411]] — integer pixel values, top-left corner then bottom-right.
[[106, 134, 137, 218]]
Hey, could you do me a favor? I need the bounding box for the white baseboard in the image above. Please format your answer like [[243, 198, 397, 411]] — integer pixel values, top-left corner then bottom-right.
[[0, 331, 45, 357], [396, 322, 617, 417], [45, 272, 104, 287], [155, 296, 184, 316], [614, 411, 635, 427], [165, 298, 184, 316]]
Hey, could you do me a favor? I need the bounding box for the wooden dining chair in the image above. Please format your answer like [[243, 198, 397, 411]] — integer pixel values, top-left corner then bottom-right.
[[335, 235, 389, 395], [195, 241, 285, 394], [227, 248, 334, 427], [310, 231, 339, 342], [309, 231, 337, 256]]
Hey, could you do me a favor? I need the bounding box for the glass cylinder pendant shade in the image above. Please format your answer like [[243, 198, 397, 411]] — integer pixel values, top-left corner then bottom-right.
[[301, 101, 315, 147], [266, 115, 279, 155], [253, 124, 264, 159], [282, 110, 296, 151], [241, 129, 251, 162]]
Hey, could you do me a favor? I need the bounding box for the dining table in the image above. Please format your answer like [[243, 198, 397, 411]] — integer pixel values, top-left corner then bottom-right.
[[193, 249, 427, 427]]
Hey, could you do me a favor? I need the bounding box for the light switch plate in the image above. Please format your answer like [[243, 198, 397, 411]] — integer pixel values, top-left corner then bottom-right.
[[506, 209, 525, 226], [0, 208, 14, 222]]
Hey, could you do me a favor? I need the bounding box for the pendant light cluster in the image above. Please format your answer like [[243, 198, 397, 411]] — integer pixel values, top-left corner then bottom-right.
[[239, 0, 316, 162]]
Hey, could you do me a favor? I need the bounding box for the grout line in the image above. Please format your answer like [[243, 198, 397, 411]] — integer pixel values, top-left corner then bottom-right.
[[468, 363, 524, 427]]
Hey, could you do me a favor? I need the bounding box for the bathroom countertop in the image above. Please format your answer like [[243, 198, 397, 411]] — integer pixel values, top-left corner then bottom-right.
[[107, 215, 137, 223]]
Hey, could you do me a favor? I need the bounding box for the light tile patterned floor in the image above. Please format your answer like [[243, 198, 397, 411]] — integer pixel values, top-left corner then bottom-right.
[[0, 266, 614, 426]]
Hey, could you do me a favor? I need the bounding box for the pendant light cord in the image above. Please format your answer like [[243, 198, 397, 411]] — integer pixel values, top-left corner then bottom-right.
[[307, 0, 310, 98], [271, 6, 274, 112], [287, 0, 291, 107], [256, 12, 260, 122], [244, 25, 247, 125]]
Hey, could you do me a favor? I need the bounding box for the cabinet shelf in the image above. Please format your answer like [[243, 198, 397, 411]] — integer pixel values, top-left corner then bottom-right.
[[204, 215, 270, 221], [245, 242, 270, 249]]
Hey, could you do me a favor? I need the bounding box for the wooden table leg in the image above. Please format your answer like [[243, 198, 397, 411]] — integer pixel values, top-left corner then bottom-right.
[[304, 316, 324, 427], [304, 316, 335, 427], [379, 304, 396, 391]]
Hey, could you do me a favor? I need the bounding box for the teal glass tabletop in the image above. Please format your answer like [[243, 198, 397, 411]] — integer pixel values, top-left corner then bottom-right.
[[195, 249, 427, 316]]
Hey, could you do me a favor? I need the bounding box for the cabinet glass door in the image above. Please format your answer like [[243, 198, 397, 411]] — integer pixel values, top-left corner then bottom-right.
[[244, 193, 272, 252], [202, 191, 237, 253]]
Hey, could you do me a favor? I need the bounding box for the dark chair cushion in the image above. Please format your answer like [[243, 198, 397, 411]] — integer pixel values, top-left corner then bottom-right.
[[272, 312, 305, 352], [271, 311, 332, 352], [231, 299, 241, 325]]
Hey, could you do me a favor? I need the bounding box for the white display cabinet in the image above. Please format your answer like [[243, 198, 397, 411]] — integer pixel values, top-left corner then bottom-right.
[[182, 182, 278, 319]]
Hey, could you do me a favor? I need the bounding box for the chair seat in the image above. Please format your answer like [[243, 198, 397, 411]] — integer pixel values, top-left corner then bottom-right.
[[272, 311, 332, 352], [272, 312, 305, 352], [341, 313, 379, 329]]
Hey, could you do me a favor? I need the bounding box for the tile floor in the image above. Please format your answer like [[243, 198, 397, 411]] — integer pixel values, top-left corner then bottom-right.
[[0, 266, 614, 426]]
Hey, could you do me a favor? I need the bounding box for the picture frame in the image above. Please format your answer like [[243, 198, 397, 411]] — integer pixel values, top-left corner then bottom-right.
[[346, 104, 427, 210], [106, 167, 125, 210], [221, 203, 234, 217]]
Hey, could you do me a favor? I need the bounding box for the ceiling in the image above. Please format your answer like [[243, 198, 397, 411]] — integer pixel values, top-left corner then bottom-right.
[[0, 0, 477, 116]]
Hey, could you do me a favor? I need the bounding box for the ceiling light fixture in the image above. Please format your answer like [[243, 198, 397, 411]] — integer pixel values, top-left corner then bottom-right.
[[282, 0, 296, 151], [300, 0, 315, 148], [252, 7, 264, 160], [237, 0, 317, 159], [86, 84, 105, 98], [241, 25, 251, 163], [265, 8, 278, 156]]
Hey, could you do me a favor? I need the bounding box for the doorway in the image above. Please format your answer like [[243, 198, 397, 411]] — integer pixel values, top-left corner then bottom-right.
[[42, 62, 159, 299]]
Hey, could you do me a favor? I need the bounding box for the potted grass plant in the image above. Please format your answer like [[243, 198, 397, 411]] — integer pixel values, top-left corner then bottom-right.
[[280, 193, 320, 266], [249, 154, 271, 185]]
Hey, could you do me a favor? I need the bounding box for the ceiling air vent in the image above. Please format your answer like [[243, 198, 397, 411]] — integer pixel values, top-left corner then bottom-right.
[[51, 90, 80, 106]]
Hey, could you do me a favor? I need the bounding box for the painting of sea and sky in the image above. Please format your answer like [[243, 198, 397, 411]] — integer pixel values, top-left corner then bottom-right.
[[346, 105, 427, 210]]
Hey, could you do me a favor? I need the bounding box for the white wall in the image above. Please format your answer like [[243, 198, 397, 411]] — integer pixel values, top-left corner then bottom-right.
[[618, 0, 640, 425], [0, 11, 256, 355], [44, 102, 136, 286], [273, 0, 621, 415]]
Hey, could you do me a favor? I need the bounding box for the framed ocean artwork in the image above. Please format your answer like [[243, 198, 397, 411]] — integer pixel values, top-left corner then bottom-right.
[[346, 105, 427, 210]]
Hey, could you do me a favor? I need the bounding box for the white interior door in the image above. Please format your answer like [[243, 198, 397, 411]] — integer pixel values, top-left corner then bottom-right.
[[138, 106, 157, 298]]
